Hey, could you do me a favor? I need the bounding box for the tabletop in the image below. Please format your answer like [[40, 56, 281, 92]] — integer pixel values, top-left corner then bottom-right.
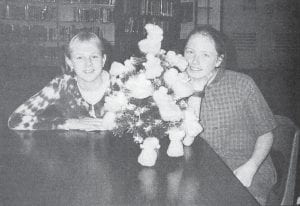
[[0, 127, 260, 206]]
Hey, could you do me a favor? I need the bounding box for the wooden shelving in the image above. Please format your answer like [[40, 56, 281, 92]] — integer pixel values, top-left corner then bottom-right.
[[0, 0, 115, 67], [114, 0, 181, 61]]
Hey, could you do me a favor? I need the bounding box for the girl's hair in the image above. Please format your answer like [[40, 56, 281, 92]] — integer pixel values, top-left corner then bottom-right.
[[186, 25, 226, 57], [65, 30, 105, 58]]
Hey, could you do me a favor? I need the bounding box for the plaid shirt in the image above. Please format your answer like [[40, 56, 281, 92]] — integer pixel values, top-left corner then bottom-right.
[[200, 68, 277, 204], [8, 71, 110, 130]]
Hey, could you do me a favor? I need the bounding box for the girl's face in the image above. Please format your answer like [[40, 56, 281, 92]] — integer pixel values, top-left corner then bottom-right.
[[184, 34, 223, 79], [67, 40, 106, 83]]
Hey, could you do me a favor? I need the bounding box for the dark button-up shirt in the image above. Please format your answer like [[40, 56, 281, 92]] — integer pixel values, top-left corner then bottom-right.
[[200, 68, 277, 204]]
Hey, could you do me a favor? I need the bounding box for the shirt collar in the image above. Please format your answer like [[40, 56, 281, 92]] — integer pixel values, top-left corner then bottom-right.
[[206, 68, 225, 89]]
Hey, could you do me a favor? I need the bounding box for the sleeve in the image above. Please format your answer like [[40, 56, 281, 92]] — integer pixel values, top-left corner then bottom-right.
[[7, 76, 68, 130], [244, 77, 277, 137]]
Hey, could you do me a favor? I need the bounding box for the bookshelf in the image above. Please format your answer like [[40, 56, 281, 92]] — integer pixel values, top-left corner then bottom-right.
[[0, 0, 115, 67], [179, 0, 221, 39], [196, 0, 221, 30], [179, 0, 196, 39], [114, 0, 181, 61]]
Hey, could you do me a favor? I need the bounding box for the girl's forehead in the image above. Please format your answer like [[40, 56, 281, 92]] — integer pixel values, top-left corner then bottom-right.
[[70, 40, 101, 54], [186, 34, 217, 52], [71, 40, 97, 48]]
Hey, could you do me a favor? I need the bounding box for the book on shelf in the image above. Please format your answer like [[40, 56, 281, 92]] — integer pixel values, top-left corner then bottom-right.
[[27, 0, 55, 3], [5, 4, 26, 20], [124, 16, 136, 33], [43, 46, 59, 61], [70, 7, 113, 22], [0, 3, 5, 18], [1, 21, 58, 42], [28, 25, 48, 41], [180, 1, 193, 23], [101, 22, 114, 42], [91, 0, 109, 4], [59, 23, 114, 42], [58, 5, 73, 21], [62, 0, 113, 4], [44, 0, 57, 3], [4, 4, 57, 21], [123, 15, 171, 34], [27, 5, 57, 21], [47, 27, 58, 41], [140, 0, 174, 17]]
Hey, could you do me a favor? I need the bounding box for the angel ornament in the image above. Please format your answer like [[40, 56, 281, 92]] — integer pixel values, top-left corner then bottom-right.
[[182, 93, 204, 146], [167, 128, 185, 157], [182, 73, 214, 146], [138, 137, 160, 167]]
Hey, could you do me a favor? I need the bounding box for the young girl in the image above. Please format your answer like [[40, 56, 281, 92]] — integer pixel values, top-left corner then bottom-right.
[[8, 31, 110, 131], [184, 26, 277, 205]]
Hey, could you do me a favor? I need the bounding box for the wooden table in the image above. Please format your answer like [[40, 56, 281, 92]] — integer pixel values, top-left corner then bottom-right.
[[0, 128, 260, 206]]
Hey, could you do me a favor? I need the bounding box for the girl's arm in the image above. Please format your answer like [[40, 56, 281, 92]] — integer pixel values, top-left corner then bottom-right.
[[233, 132, 274, 187], [233, 76, 276, 187], [8, 76, 65, 130]]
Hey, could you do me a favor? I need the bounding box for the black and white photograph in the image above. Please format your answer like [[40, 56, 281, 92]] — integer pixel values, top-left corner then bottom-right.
[[0, 0, 299, 205]]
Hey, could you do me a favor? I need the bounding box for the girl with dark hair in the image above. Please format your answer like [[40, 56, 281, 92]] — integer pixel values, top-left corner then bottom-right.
[[184, 25, 277, 205]]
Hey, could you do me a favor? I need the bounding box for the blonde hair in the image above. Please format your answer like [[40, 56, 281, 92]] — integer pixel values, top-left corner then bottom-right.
[[66, 31, 105, 58]]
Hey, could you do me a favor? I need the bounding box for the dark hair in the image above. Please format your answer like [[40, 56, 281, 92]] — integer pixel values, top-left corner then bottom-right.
[[65, 31, 106, 59], [186, 25, 226, 57]]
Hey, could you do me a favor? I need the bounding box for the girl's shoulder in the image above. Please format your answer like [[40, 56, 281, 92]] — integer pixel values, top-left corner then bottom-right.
[[224, 70, 256, 88], [50, 74, 76, 89], [40, 74, 77, 98], [48, 73, 74, 84], [223, 70, 261, 101]]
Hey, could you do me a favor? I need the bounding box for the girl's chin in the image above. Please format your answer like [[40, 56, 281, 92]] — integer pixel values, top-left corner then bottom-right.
[[78, 71, 102, 81], [78, 74, 101, 83]]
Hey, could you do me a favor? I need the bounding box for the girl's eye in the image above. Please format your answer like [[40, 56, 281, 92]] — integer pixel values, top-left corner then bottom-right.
[[76, 56, 83, 60], [92, 55, 100, 59]]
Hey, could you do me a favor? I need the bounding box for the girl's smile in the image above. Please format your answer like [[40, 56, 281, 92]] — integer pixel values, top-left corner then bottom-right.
[[83, 69, 95, 73], [188, 66, 203, 71]]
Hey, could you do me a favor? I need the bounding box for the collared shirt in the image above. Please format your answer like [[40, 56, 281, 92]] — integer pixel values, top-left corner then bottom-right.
[[8, 71, 110, 130], [199, 68, 277, 203]]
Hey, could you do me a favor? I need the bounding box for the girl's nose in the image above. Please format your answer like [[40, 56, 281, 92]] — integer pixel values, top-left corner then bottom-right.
[[86, 57, 93, 66], [191, 54, 200, 64]]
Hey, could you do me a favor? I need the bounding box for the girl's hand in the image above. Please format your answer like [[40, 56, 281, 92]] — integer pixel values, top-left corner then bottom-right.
[[233, 160, 258, 187], [62, 118, 105, 131]]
